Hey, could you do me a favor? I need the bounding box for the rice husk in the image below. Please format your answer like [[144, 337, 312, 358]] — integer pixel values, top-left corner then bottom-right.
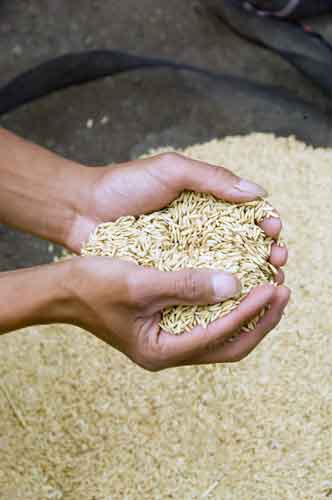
[[0, 134, 331, 500], [82, 193, 279, 334]]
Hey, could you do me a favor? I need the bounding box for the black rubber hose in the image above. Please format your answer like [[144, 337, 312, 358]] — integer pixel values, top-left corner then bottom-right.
[[0, 49, 238, 115]]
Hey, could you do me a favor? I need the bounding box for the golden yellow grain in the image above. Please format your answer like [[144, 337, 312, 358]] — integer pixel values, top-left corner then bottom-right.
[[82, 191, 278, 334]]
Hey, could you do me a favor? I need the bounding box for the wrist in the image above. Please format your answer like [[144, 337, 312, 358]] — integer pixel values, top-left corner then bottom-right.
[[0, 129, 100, 253], [55, 256, 100, 330], [29, 258, 88, 328], [0, 260, 77, 334], [43, 259, 80, 325], [63, 163, 106, 254]]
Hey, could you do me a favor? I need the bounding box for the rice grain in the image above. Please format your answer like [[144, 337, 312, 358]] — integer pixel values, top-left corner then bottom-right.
[[82, 192, 280, 334]]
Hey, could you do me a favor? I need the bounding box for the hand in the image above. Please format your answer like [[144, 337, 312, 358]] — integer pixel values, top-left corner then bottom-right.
[[70, 153, 288, 278], [66, 257, 290, 371], [66, 153, 289, 370], [0, 129, 289, 357]]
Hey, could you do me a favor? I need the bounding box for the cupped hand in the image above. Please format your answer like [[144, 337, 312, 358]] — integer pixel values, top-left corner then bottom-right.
[[70, 153, 288, 275], [66, 257, 290, 371]]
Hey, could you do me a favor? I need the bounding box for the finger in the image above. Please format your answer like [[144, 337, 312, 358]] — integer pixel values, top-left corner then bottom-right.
[[192, 286, 290, 364], [133, 267, 241, 311], [157, 284, 276, 364], [270, 243, 288, 268], [259, 216, 282, 239], [259, 216, 288, 268], [274, 268, 285, 285], [155, 153, 268, 202]]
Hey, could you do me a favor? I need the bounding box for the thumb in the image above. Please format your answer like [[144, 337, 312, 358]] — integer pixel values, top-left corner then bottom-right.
[[138, 267, 241, 310], [164, 154, 267, 202]]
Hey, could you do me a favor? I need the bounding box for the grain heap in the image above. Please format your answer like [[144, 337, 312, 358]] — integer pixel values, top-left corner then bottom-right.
[[82, 193, 278, 334], [1, 134, 332, 500]]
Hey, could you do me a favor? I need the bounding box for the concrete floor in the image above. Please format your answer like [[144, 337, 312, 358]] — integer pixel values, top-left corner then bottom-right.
[[1, 0, 332, 270]]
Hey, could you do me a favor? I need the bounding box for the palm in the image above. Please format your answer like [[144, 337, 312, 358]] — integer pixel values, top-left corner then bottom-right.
[[94, 159, 180, 222], [86, 153, 287, 273]]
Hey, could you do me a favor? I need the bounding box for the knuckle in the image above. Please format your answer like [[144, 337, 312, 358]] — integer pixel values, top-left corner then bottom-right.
[[157, 152, 184, 167], [177, 269, 201, 301], [211, 164, 237, 184], [157, 153, 188, 184], [126, 272, 151, 308]]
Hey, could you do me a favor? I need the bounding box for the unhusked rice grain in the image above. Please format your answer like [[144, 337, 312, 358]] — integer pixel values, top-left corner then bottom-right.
[[1, 134, 331, 500], [82, 193, 279, 334]]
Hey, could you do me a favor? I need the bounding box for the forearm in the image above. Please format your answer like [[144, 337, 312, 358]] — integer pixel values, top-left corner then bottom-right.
[[0, 261, 73, 334], [0, 128, 96, 251]]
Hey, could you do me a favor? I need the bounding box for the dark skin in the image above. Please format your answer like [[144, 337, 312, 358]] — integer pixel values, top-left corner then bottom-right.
[[0, 129, 288, 371]]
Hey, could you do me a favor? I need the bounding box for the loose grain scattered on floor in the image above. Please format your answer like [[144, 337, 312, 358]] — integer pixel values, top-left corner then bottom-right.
[[0, 134, 331, 500]]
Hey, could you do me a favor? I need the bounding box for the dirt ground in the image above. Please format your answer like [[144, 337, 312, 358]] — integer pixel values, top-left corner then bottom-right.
[[0, 0, 332, 270]]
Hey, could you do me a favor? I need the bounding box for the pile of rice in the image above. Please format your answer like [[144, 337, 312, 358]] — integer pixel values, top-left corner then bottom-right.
[[0, 134, 331, 500], [82, 194, 278, 334]]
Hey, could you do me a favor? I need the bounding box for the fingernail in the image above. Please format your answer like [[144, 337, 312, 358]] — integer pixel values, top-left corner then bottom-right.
[[212, 273, 241, 301], [235, 179, 268, 198]]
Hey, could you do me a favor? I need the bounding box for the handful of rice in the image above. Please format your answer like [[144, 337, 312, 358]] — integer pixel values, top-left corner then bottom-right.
[[82, 191, 279, 334]]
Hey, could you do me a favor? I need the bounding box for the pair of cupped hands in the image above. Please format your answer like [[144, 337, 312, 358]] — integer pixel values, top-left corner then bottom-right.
[[66, 152, 289, 371]]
